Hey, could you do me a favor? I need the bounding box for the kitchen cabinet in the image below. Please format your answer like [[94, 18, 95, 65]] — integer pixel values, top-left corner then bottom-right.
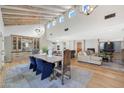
[[4, 35, 40, 62]]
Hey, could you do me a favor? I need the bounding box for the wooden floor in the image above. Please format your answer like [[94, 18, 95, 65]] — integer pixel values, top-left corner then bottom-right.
[[72, 59, 124, 88], [0, 58, 124, 88]]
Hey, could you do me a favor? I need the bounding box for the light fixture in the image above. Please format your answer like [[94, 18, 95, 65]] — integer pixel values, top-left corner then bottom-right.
[[35, 28, 40, 35], [35, 28, 45, 36], [82, 5, 97, 15]]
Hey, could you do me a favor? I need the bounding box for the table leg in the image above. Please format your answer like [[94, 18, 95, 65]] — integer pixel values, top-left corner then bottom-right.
[[61, 74, 64, 85], [61, 60, 64, 85]]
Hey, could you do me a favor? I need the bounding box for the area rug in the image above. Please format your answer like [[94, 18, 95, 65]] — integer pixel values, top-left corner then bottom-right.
[[4, 64, 92, 88]]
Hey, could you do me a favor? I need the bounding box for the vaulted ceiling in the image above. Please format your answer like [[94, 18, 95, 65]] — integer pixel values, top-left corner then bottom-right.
[[1, 5, 73, 26]]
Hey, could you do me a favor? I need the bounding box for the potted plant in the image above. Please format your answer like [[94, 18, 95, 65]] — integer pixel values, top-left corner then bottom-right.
[[42, 47, 48, 54]]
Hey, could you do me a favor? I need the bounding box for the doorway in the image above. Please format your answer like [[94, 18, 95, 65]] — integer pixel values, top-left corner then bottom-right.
[[77, 42, 82, 53]]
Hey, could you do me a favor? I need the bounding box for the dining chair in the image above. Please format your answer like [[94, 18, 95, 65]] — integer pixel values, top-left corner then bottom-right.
[[35, 58, 44, 75], [32, 49, 40, 54], [41, 60, 55, 80], [29, 56, 37, 72], [54, 49, 71, 85], [36, 58, 55, 80]]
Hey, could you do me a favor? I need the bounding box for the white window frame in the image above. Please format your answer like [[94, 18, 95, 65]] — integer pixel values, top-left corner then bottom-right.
[[47, 22, 52, 29], [52, 20, 56, 26]]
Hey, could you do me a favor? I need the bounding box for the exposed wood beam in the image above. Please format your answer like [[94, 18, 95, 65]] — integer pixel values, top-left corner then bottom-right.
[[33, 5, 67, 12], [3, 18, 47, 26], [3, 14, 53, 19], [3, 16, 51, 20], [20, 5, 66, 13], [1, 5, 62, 15], [2, 12, 55, 18], [1, 5, 72, 26], [1, 8, 59, 16]]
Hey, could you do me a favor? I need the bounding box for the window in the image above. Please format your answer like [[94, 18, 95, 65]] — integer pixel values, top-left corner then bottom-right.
[[82, 5, 90, 14], [59, 16, 64, 23], [81, 5, 96, 15], [52, 20, 56, 26], [47, 22, 52, 29], [68, 10, 76, 18]]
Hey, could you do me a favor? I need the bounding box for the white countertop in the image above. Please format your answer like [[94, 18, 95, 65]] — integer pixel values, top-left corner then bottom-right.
[[30, 54, 63, 63]]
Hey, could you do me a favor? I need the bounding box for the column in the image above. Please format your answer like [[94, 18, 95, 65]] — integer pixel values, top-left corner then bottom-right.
[[0, 6, 5, 70]]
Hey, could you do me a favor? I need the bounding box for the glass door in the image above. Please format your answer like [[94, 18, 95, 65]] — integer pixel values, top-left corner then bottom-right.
[[12, 36, 17, 51], [18, 37, 22, 51]]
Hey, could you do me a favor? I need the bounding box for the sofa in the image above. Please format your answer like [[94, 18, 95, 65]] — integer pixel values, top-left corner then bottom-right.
[[78, 53, 102, 65]]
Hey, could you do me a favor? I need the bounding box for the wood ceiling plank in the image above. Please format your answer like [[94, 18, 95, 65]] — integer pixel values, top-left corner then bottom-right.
[[3, 18, 47, 26], [3, 14, 50, 18], [2, 5, 62, 15], [2, 12, 55, 18], [1, 5, 72, 26], [1, 8, 59, 16], [16, 5, 65, 13], [33, 5, 67, 12], [3, 16, 51, 20]]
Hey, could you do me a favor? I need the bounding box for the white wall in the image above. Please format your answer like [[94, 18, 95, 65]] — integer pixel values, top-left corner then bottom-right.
[[40, 35, 50, 49], [4, 24, 45, 37], [69, 41, 75, 50], [0, 7, 5, 69], [46, 5, 124, 41], [4, 24, 46, 50], [73, 39, 98, 53], [85, 39, 99, 53]]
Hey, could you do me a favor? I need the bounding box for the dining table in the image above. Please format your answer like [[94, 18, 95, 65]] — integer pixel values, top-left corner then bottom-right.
[[30, 54, 64, 84], [32, 54, 63, 63]]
